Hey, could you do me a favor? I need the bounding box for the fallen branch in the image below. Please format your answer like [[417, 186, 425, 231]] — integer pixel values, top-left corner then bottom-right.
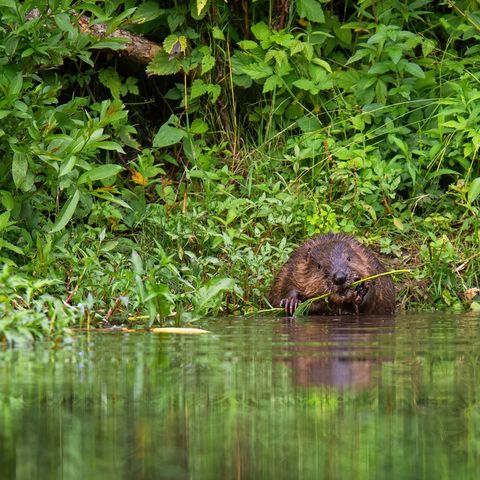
[[27, 8, 161, 64]]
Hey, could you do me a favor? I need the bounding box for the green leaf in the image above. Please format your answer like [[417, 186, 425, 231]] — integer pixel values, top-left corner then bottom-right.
[[293, 78, 319, 94], [190, 79, 208, 99], [346, 48, 371, 65], [167, 13, 185, 32], [12, 152, 28, 189], [131, 250, 144, 275], [207, 84, 221, 103], [297, 0, 325, 23], [240, 63, 273, 80], [422, 39, 436, 57], [251, 22, 270, 41], [263, 75, 281, 93], [312, 58, 332, 72], [92, 192, 131, 210], [297, 116, 321, 132], [201, 53, 215, 75], [78, 165, 123, 184], [91, 38, 129, 50], [9, 73, 23, 96], [442, 120, 463, 129], [5, 37, 19, 56], [387, 46, 403, 64], [0, 211, 11, 232], [404, 62, 425, 78], [0, 238, 23, 255], [0, 190, 14, 211], [90, 141, 125, 152], [212, 26, 225, 41], [189, 119, 209, 135], [98, 67, 122, 98], [368, 62, 392, 75], [197, 0, 208, 16], [59, 156, 77, 177], [50, 190, 80, 233], [54, 13, 75, 34], [468, 177, 480, 203], [375, 79, 388, 104], [193, 277, 235, 316], [132, 2, 163, 22], [153, 123, 186, 148], [163, 34, 187, 55], [147, 51, 182, 76], [238, 40, 259, 50]]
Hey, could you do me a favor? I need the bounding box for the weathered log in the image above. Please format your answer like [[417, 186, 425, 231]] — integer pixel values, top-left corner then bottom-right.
[[27, 8, 161, 64]]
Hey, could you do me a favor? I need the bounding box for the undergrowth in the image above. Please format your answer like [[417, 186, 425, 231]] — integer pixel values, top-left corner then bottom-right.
[[1, 0, 480, 340]]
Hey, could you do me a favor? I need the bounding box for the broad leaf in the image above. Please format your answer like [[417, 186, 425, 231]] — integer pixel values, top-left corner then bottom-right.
[[12, 152, 28, 189], [297, 0, 325, 23], [468, 177, 480, 203], [78, 165, 122, 184], [404, 62, 425, 78], [153, 123, 186, 148], [50, 190, 80, 233], [193, 277, 235, 316]]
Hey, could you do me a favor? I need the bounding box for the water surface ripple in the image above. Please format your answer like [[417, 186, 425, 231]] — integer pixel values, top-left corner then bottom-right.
[[1, 313, 479, 480]]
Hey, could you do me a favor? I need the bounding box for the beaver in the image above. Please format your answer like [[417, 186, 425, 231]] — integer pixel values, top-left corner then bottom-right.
[[269, 233, 395, 316]]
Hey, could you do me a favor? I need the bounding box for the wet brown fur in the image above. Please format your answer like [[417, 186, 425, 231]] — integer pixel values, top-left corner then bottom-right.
[[269, 233, 396, 315]]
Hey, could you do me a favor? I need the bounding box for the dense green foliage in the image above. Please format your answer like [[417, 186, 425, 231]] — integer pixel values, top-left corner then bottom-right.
[[1, 0, 480, 339]]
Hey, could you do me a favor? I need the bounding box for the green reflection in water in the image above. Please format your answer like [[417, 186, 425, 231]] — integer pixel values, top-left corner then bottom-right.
[[1, 313, 480, 480]]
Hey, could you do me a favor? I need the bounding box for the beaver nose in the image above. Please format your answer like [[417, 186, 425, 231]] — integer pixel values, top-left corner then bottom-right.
[[332, 271, 347, 285]]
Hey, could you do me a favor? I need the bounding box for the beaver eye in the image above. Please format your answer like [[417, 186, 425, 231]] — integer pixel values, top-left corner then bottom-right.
[[347, 256, 351, 262], [317, 263, 322, 270]]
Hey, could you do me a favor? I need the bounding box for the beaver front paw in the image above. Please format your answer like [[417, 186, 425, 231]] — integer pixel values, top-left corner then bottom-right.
[[280, 295, 301, 316], [354, 282, 370, 305]]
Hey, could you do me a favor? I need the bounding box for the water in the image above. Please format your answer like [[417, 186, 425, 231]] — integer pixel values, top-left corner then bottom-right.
[[1, 313, 480, 480]]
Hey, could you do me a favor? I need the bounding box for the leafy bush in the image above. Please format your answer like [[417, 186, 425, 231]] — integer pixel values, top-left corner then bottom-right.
[[2, 0, 480, 339]]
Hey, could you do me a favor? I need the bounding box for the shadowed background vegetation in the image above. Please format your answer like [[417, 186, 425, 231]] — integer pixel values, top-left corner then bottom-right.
[[1, 0, 480, 339]]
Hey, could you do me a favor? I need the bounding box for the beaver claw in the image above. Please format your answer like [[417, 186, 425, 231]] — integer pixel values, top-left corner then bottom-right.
[[354, 282, 369, 305], [280, 296, 301, 316]]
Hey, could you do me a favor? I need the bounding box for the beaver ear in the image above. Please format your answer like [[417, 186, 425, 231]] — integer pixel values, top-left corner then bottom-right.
[[306, 246, 312, 261]]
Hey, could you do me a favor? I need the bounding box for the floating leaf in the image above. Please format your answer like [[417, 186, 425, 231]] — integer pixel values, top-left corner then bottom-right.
[[151, 327, 210, 334]]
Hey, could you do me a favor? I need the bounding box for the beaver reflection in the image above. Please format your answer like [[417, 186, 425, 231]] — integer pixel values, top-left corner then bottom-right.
[[279, 317, 395, 390]]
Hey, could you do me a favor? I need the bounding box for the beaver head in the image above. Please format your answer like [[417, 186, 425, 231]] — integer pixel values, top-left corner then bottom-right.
[[304, 239, 373, 310]]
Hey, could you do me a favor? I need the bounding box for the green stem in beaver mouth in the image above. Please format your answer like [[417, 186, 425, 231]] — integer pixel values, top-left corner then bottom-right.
[[293, 269, 411, 317]]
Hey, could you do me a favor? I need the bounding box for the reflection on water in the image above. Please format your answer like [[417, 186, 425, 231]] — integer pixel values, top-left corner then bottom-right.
[[1, 313, 480, 479], [280, 316, 395, 390]]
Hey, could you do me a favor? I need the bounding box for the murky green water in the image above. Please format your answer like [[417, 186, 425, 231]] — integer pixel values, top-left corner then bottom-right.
[[1, 313, 480, 479]]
